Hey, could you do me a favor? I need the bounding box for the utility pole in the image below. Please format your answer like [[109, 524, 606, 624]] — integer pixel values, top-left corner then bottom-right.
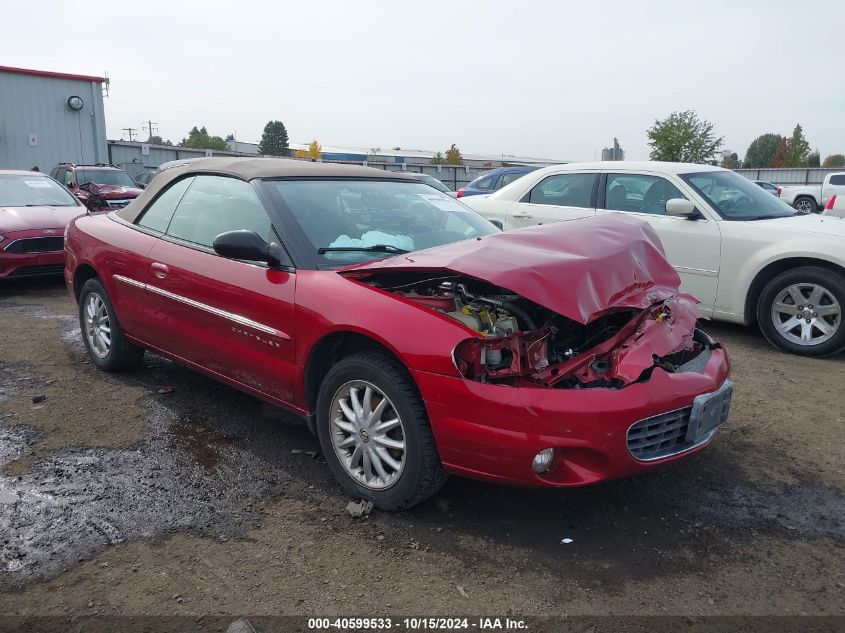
[[141, 120, 159, 142], [121, 127, 138, 142]]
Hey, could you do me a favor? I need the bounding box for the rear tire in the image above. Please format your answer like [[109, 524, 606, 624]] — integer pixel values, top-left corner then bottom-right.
[[78, 278, 145, 371], [315, 350, 447, 510], [757, 266, 845, 357], [792, 196, 817, 214]]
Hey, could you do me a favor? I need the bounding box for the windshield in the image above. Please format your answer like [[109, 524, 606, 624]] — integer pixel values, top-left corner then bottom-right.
[[681, 171, 796, 220], [266, 180, 498, 265], [415, 174, 452, 193], [0, 174, 79, 207], [77, 168, 136, 188]]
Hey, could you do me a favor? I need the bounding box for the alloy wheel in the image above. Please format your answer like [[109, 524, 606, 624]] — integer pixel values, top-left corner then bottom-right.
[[329, 380, 406, 490], [83, 292, 111, 358], [771, 283, 841, 346], [794, 199, 815, 214]]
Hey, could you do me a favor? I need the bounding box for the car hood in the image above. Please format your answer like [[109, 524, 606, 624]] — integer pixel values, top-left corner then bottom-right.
[[342, 214, 688, 324], [749, 213, 845, 237], [0, 205, 86, 233], [82, 183, 143, 198]]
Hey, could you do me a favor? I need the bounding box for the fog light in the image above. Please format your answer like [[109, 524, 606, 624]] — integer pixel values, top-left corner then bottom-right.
[[531, 448, 555, 474]]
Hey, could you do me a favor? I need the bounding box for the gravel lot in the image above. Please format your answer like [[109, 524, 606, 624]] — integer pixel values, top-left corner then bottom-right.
[[0, 278, 843, 619]]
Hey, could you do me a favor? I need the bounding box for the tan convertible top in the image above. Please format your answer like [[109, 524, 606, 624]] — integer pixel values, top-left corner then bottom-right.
[[115, 157, 417, 223]]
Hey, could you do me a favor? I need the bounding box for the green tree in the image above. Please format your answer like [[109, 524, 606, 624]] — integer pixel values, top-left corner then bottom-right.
[[225, 133, 235, 142], [804, 150, 820, 168], [147, 135, 172, 146], [822, 154, 845, 168], [744, 133, 784, 168], [785, 124, 811, 167], [430, 151, 445, 165], [258, 120, 290, 156], [646, 110, 722, 163], [720, 151, 740, 169], [180, 126, 228, 151], [444, 144, 464, 165]]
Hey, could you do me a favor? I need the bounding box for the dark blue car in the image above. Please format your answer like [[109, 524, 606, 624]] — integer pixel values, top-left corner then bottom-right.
[[456, 166, 539, 198]]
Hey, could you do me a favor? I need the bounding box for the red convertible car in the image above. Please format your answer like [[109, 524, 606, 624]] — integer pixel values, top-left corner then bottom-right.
[[65, 158, 732, 509], [1, 170, 86, 279]]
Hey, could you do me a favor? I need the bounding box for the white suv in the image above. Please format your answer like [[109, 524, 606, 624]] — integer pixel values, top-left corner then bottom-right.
[[462, 161, 845, 357]]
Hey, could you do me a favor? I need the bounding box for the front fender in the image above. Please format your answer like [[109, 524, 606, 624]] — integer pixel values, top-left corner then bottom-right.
[[718, 238, 845, 322]]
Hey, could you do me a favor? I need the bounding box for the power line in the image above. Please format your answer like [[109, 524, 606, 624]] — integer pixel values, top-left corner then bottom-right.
[[141, 120, 159, 141], [121, 127, 138, 142]]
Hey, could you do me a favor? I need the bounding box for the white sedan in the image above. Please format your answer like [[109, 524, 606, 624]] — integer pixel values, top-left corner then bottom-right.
[[462, 161, 845, 357]]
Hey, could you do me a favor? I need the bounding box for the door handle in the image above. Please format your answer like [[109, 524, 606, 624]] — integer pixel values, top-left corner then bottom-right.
[[511, 210, 533, 219], [150, 262, 169, 279]]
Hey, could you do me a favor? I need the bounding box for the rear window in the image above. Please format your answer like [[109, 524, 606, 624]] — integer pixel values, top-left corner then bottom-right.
[[829, 174, 845, 186], [0, 174, 79, 207], [471, 174, 497, 191]]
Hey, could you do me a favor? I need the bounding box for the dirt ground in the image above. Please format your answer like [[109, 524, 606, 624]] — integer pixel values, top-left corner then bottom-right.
[[0, 278, 843, 622]]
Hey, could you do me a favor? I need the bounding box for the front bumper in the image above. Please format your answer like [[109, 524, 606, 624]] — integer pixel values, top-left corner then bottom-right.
[[414, 345, 730, 487], [0, 232, 65, 279]]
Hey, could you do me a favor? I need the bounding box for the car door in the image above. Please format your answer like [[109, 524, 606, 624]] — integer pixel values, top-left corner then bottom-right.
[[143, 174, 297, 403], [595, 172, 722, 314], [504, 171, 598, 230]]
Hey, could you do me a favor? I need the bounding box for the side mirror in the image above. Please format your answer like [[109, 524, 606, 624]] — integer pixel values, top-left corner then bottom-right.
[[489, 219, 504, 230], [666, 198, 697, 218], [213, 230, 286, 266]]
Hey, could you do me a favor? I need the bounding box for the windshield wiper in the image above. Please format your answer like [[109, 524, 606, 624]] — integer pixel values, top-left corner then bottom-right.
[[317, 244, 409, 255], [738, 214, 797, 221]]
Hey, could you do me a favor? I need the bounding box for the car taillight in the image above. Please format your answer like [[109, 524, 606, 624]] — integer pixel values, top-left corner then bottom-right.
[[456, 189, 464, 198], [776, 186, 782, 197], [825, 195, 836, 211]]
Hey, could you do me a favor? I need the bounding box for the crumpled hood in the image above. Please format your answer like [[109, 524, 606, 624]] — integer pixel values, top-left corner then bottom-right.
[[81, 183, 142, 199], [0, 205, 86, 233], [344, 214, 691, 324]]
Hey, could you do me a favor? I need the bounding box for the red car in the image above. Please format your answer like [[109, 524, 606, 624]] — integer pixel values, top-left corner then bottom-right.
[[49, 163, 143, 213], [0, 170, 86, 279], [65, 158, 732, 510]]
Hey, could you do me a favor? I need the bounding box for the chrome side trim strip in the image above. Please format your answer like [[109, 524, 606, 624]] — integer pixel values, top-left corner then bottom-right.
[[112, 274, 289, 339], [673, 265, 718, 278], [113, 274, 146, 289]]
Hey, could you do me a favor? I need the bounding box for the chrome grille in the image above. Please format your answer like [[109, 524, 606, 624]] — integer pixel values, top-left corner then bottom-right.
[[627, 407, 693, 461], [4, 237, 64, 254]]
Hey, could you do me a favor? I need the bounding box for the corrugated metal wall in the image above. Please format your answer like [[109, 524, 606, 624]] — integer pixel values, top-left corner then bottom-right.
[[107, 141, 257, 178], [0, 72, 107, 170], [108, 141, 487, 190], [735, 168, 844, 185]]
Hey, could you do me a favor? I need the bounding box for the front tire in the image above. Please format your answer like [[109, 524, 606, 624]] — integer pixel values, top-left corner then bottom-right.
[[315, 350, 447, 510], [757, 266, 845, 357], [793, 196, 817, 214], [78, 278, 145, 371]]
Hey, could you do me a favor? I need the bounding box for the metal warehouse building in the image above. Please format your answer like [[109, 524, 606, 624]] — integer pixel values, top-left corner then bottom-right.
[[0, 66, 109, 171]]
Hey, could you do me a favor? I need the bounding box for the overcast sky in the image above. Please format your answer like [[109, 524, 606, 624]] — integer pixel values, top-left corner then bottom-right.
[[4, 0, 843, 161]]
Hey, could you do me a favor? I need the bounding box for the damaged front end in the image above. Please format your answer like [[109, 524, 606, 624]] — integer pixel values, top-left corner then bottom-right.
[[351, 271, 715, 390]]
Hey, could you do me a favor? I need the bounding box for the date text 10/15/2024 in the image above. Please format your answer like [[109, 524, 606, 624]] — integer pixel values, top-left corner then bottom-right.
[[307, 617, 528, 630]]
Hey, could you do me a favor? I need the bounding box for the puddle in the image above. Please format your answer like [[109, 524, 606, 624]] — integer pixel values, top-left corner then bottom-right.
[[0, 400, 277, 589], [168, 415, 237, 471]]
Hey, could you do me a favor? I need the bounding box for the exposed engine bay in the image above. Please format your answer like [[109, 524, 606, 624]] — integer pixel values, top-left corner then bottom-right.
[[356, 271, 717, 389]]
